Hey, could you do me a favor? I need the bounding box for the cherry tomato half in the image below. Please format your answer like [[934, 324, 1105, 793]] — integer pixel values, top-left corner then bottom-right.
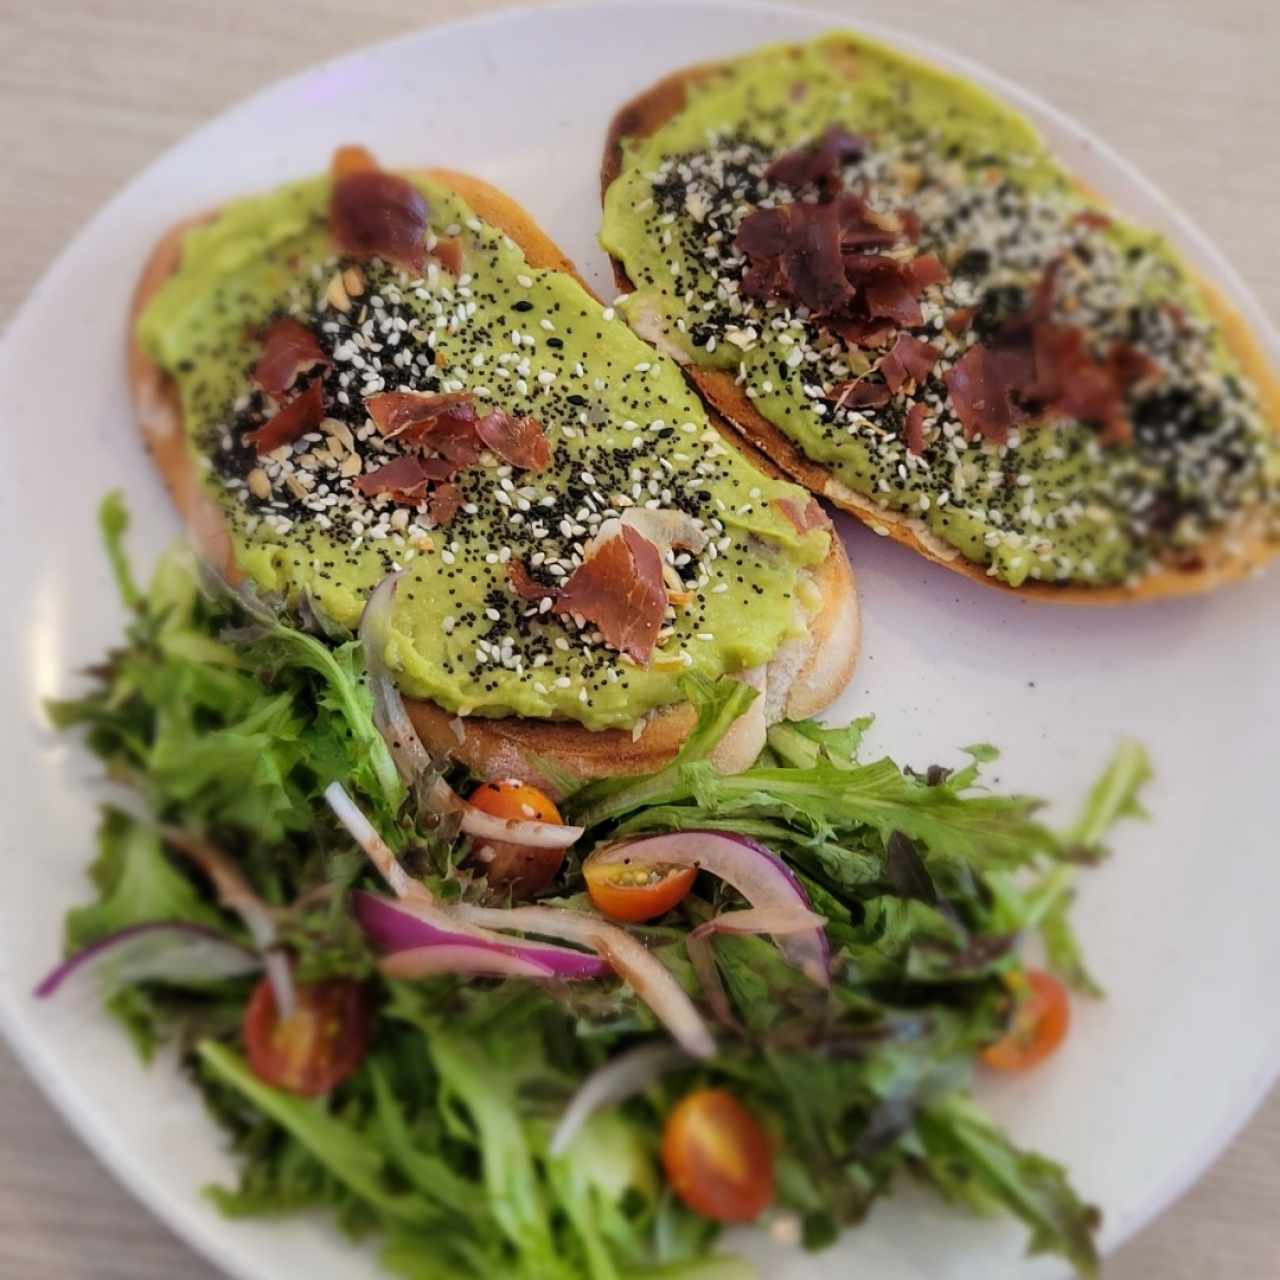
[[243, 974, 371, 1097], [980, 969, 1070, 1072], [583, 859, 697, 923], [469, 779, 562, 825], [467, 779, 565, 897], [661, 1088, 774, 1222]]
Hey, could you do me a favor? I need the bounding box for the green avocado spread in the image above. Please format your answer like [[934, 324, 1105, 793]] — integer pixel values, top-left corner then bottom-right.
[[601, 33, 1280, 587], [137, 173, 829, 730]]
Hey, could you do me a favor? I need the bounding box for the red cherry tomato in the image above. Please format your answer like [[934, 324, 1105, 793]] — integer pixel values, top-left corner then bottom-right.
[[661, 1088, 774, 1222], [981, 969, 1070, 1072], [242, 974, 370, 1097], [584, 858, 697, 923], [467, 779, 565, 896]]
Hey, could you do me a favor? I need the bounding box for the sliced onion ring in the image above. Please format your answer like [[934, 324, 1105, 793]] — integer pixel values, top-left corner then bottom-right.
[[426, 774, 583, 850], [549, 1042, 690, 1156], [586, 831, 830, 987], [35, 923, 260, 1004], [161, 826, 296, 1018], [379, 945, 557, 981], [687, 905, 828, 1027], [359, 573, 436, 787], [454, 903, 715, 1059], [353, 890, 607, 981], [324, 782, 422, 900]]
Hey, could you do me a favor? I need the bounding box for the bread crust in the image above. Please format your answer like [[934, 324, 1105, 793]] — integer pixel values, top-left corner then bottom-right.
[[600, 55, 1280, 603], [128, 167, 857, 794]]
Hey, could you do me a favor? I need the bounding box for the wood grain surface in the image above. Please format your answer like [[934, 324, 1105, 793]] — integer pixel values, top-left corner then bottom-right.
[[1, 1, 1276, 1276]]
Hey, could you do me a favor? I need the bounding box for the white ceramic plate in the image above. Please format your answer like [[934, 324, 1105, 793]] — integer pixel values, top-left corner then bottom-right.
[[1, 3, 1277, 1277]]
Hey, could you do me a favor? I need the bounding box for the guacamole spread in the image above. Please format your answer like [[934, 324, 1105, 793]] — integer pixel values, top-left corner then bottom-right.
[[137, 172, 829, 730], [601, 33, 1280, 587]]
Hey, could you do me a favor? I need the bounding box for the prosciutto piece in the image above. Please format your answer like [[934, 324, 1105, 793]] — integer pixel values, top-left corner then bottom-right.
[[766, 124, 867, 192], [330, 154, 429, 273], [737, 202, 947, 329], [475, 409, 551, 472], [903, 402, 928, 455], [508, 522, 668, 665], [244, 380, 325, 454], [353, 454, 454, 501], [772, 495, 831, 535], [944, 262, 1155, 446], [365, 391, 478, 445], [253, 318, 330, 399], [879, 333, 941, 394]]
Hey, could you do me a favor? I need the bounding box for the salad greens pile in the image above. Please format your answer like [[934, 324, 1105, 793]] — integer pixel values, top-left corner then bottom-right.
[[45, 495, 1152, 1279]]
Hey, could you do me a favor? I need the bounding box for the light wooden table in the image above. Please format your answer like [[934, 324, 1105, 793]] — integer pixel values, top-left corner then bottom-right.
[[2, 1, 1277, 1275]]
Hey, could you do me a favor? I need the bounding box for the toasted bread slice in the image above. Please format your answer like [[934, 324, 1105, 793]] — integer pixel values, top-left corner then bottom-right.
[[601, 58, 1280, 603], [129, 169, 859, 794]]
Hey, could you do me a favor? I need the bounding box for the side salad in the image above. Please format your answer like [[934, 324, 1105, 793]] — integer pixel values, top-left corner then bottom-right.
[[41, 495, 1151, 1279]]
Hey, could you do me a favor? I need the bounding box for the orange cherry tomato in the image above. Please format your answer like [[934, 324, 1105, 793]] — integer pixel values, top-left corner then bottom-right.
[[981, 969, 1070, 1072], [661, 1088, 774, 1222], [243, 974, 370, 1097], [583, 859, 697, 923], [467, 779, 565, 897], [469, 779, 562, 825]]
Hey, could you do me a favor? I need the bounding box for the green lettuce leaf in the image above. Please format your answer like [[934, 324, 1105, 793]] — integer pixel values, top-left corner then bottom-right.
[[765, 715, 872, 769], [198, 1042, 433, 1225], [99, 491, 144, 612], [66, 809, 220, 949], [1040, 890, 1104, 997], [567, 674, 757, 827], [916, 1094, 1100, 1276], [1064, 739, 1152, 854], [683, 757, 1058, 869]]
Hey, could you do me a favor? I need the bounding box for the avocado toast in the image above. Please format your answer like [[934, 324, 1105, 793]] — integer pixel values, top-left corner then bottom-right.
[[129, 149, 858, 790], [600, 33, 1280, 599]]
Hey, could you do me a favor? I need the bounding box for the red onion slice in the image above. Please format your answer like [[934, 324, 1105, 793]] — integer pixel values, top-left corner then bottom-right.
[[35, 923, 260, 1004], [161, 826, 295, 1017], [689, 905, 827, 941], [549, 1042, 690, 1156], [353, 890, 607, 980], [379, 945, 557, 981], [586, 831, 830, 987], [453, 903, 715, 1059], [687, 905, 829, 1027]]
